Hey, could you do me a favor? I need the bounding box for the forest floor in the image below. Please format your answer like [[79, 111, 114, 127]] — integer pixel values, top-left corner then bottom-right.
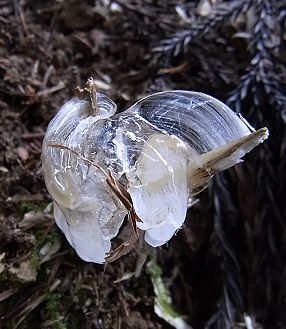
[[0, 1, 285, 329]]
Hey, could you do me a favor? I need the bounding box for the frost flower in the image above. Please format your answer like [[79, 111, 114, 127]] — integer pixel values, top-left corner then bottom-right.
[[42, 81, 268, 263]]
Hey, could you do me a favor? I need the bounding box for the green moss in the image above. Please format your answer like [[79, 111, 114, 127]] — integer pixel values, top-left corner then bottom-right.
[[46, 293, 67, 329], [30, 248, 42, 271], [31, 228, 61, 272], [18, 201, 48, 215], [30, 232, 46, 272], [147, 258, 180, 319], [0, 271, 8, 284]]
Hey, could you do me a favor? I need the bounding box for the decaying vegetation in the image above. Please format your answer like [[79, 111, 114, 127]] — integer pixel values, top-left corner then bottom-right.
[[0, 1, 285, 328]]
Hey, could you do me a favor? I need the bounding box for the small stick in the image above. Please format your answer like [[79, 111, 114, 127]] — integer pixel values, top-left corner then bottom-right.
[[75, 77, 99, 116]]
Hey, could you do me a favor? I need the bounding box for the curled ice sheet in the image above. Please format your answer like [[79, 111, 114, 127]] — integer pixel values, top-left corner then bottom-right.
[[42, 94, 127, 263], [126, 134, 188, 247], [42, 86, 268, 263]]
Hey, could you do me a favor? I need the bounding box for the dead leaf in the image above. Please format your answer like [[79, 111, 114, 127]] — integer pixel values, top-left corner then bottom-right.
[[8, 259, 37, 282]]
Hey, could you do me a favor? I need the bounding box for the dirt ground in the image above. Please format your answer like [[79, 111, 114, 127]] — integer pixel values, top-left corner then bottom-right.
[[0, 1, 285, 329]]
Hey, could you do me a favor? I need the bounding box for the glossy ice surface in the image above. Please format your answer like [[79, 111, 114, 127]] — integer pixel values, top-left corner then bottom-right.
[[42, 90, 268, 263]]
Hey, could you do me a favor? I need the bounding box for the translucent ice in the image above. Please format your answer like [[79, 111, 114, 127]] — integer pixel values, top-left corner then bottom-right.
[[42, 88, 268, 263]]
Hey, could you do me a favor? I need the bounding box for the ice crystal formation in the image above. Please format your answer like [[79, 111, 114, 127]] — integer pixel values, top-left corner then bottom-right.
[[42, 82, 268, 263]]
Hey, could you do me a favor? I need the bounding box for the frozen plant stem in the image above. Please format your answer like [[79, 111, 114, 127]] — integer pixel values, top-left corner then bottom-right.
[[75, 77, 99, 116], [42, 82, 268, 263]]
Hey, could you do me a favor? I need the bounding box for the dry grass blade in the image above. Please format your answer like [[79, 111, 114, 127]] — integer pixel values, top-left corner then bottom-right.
[[48, 143, 142, 234], [0, 288, 19, 302], [0, 276, 60, 328], [105, 231, 143, 263], [0, 289, 48, 328], [48, 143, 143, 262], [188, 128, 268, 193]]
